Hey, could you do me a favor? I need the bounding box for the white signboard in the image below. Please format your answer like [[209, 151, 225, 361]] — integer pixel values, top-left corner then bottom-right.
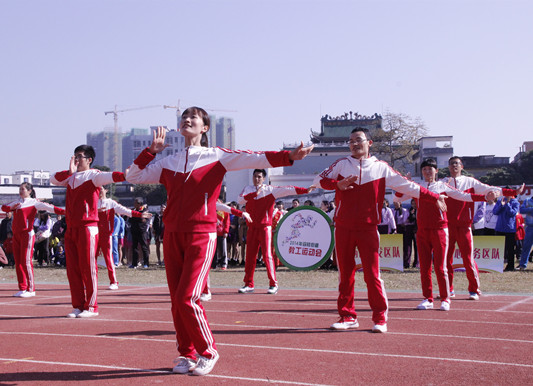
[[274, 206, 334, 271]]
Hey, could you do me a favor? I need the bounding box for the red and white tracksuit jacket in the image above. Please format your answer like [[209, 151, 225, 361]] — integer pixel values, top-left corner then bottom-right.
[[314, 155, 439, 325], [1, 198, 65, 292], [97, 198, 142, 285], [441, 175, 517, 294], [51, 169, 125, 313], [396, 181, 485, 303], [238, 184, 308, 288], [126, 146, 293, 360]]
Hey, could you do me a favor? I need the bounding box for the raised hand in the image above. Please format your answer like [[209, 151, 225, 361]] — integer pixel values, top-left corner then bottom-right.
[[142, 212, 153, 219], [337, 175, 358, 191], [289, 142, 314, 161], [149, 126, 170, 155], [69, 156, 77, 174]]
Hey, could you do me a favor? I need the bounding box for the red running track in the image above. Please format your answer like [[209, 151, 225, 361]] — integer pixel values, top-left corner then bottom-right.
[[1, 283, 532, 385]]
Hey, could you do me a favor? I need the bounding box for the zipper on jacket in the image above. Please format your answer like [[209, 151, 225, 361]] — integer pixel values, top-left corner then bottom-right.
[[85, 203, 89, 218], [205, 193, 208, 216]]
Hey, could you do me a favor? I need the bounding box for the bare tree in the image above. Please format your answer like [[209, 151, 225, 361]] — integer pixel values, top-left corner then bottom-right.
[[371, 111, 428, 173]]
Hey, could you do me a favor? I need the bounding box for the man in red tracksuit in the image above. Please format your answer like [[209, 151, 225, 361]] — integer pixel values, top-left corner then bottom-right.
[[314, 128, 445, 333], [238, 168, 312, 295], [441, 156, 524, 300], [51, 144, 126, 318], [97, 186, 150, 290]]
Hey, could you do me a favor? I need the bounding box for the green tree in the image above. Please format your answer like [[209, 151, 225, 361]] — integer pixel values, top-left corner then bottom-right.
[[514, 150, 533, 184], [437, 167, 473, 180], [479, 167, 522, 186], [133, 184, 167, 206], [372, 111, 428, 173]]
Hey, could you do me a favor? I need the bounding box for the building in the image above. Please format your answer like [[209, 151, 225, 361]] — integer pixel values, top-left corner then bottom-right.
[[281, 112, 382, 175], [412, 136, 454, 176], [87, 115, 236, 172]]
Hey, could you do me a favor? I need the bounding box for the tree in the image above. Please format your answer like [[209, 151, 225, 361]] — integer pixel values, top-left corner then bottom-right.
[[371, 111, 428, 173], [514, 150, 533, 184], [479, 167, 522, 186], [437, 167, 474, 180], [133, 184, 167, 206]]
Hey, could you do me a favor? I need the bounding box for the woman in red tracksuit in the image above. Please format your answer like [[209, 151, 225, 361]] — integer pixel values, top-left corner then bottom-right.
[[125, 106, 312, 376], [97, 186, 150, 290], [395, 159, 489, 311], [1, 182, 65, 297]]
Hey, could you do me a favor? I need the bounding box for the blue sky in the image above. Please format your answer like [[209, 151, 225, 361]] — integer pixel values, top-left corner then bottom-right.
[[1, 0, 531, 173]]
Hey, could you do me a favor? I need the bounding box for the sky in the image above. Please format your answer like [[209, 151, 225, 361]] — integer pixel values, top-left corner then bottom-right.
[[1, 0, 532, 174]]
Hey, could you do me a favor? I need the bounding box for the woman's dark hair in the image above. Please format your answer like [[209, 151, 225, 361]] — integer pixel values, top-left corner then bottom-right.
[[21, 182, 36, 198], [74, 144, 96, 166], [182, 106, 210, 147]]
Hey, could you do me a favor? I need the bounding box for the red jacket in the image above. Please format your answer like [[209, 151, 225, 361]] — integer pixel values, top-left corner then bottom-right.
[[126, 146, 293, 233], [314, 156, 439, 231], [1, 198, 65, 234], [396, 180, 485, 230], [441, 175, 517, 227], [238, 185, 307, 228], [51, 169, 125, 228], [97, 198, 142, 236]]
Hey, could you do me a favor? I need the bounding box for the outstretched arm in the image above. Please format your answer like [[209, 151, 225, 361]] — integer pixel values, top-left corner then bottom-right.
[[289, 142, 314, 161]]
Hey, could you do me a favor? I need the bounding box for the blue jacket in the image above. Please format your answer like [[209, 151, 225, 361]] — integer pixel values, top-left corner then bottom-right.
[[493, 197, 519, 233], [520, 198, 533, 227]]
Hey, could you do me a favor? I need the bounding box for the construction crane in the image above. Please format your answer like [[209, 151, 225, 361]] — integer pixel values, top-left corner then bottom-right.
[[104, 104, 161, 171]]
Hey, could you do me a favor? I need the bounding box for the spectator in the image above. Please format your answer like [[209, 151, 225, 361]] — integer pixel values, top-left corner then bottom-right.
[[404, 199, 418, 268], [129, 197, 151, 268], [494, 195, 520, 271], [378, 199, 396, 234], [112, 214, 125, 266], [33, 211, 53, 266], [2, 231, 14, 267], [518, 196, 533, 270], [0, 211, 13, 243], [153, 204, 166, 266]]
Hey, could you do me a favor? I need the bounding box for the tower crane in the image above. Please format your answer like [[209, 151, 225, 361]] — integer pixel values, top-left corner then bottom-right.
[[104, 104, 162, 171]]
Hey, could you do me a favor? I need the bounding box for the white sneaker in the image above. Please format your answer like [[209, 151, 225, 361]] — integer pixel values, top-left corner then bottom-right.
[[416, 299, 434, 310], [440, 300, 451, 311], [450, 291, 456, 298], [19, 291, 35, 298], [200, 292, 212, 302], [469, 292, 479, 301], [372, 324, 388, 333], [172, 356, 197, 374], [191, 353, 219, 376], [108, 283, 119, 290], [13, 290, 25, 297], [330, 317, 359, 330], [267, 286, 278, 294], [238, 286, 254, 293], [67, 308, 82, 318], [77, 310, 99, 318]]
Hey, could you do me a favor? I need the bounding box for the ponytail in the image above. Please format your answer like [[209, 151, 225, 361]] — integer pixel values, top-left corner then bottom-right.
[[21, 182, 36, 198], [201, 132, 209, 147]]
